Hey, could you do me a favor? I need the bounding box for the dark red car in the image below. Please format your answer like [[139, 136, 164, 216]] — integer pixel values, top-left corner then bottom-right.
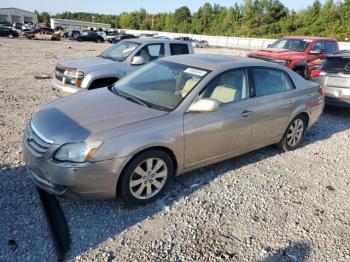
[[248, 36, 339, 78]]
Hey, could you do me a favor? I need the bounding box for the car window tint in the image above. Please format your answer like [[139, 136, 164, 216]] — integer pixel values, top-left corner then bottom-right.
[[252, 68, 293, 96], [170, 44, 189, 55], [200, 69, 248, 104], [136, 44, 165, 63], [324, 42, 337, 54]]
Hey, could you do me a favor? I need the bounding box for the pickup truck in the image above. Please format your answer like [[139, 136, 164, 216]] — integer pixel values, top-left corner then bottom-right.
[[52, 38, 194, 96], [248, 36, 339, 78]]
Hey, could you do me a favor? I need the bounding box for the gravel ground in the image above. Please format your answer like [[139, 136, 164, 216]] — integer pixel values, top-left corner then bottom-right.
[[0, 38, 349, 262]]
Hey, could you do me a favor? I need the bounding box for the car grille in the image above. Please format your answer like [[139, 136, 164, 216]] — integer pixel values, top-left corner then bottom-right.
[[55, 65, 65, 82], [25, 121, 54, 156]]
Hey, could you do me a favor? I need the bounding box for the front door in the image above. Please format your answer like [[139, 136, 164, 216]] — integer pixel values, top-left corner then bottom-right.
[[184, 69, 254, 167], [128, 44, 165, 74]]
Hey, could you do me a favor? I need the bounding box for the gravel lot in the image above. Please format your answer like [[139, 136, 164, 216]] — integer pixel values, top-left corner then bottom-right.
[[0, 38, 349, 262]]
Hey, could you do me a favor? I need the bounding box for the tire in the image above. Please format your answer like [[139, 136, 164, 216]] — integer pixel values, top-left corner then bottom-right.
[[118, 150, 174, 205], [77, 38, 82, 42], [277, 115, 307, 152]]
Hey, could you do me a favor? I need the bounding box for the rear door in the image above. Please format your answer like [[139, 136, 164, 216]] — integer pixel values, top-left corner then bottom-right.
[[248, 67, 301, 145]]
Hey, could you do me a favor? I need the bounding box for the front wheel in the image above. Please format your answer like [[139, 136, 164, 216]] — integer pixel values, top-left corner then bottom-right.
[[277, 116, 307, 151], [118, 150, 174, 205]]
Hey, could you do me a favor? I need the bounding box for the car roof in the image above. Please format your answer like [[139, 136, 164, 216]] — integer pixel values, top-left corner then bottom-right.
[[125, 38, 189, 45], [161, 54, 285, 71], [282, 36, 337, 41]]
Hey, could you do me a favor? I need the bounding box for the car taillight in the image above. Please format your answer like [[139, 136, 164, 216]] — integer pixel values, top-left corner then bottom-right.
[[310, 69, 326, 79]]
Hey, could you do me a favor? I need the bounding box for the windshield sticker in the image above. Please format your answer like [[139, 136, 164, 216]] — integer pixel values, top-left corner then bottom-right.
[[184, 68, 207, 77]]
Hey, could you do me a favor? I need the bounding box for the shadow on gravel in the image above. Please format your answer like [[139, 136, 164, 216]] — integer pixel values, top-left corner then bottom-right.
[[261, 242, 311, 262], [302, 106, 350, 148], [1, 106, 349, 261]]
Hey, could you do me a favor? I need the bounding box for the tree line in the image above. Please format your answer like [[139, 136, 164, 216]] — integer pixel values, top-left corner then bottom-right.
[[37, 0, 350, 40]]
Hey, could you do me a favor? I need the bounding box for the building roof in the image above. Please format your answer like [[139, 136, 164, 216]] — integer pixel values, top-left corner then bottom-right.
[[0, 7, 36, 15], [50, 18, 110, 27]]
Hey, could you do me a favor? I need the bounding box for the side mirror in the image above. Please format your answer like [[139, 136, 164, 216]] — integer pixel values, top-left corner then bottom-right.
[[131, 56, 146, 65], [310, 49, 323, 55], [188, 98, 219, 113]]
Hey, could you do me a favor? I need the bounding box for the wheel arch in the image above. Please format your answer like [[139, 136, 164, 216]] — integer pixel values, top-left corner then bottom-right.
[[116, 145, 179, 196]]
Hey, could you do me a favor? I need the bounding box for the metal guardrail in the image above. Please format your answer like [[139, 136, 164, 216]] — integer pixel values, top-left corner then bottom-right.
[[122, 29, 350, 51]]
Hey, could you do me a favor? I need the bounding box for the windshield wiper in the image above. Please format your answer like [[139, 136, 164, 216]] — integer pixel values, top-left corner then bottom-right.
[[112, 88, 169, 111], [113, 89, 149, 107]]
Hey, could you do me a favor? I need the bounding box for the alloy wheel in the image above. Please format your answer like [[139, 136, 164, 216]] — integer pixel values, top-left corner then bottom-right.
[[129, 158, 168, 200], [286, 119, 304, 147]]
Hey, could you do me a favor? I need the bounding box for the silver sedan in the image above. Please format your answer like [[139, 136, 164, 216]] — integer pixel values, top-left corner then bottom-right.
[[23, 55, 324, 205]]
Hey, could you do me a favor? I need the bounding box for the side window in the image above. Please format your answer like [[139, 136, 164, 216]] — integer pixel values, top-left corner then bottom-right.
[[170, 44, 190, 55], [251, 68, 294, 97], [324, 41, 337, 54], [200, 69, 248, 104], [136, 44, 165, 63], [311, 41, 325, 52]]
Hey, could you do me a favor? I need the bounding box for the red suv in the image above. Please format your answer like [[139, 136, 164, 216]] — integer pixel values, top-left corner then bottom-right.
[[248, 36, 339, 78]]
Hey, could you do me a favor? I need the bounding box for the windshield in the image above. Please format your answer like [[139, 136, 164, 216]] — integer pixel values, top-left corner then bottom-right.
[[270, 38, 311, 52], [100, 41, 140, 61], [112, 60, 209, 110]]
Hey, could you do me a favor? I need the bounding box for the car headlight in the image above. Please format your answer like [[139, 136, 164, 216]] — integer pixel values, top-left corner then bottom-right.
[[63, 70, 84, 87], [54, 141, 102, 163]]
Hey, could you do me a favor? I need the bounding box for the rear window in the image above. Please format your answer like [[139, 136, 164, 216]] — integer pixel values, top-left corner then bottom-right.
[[170, 44, 190, 55], [320, 57, 350, 73]]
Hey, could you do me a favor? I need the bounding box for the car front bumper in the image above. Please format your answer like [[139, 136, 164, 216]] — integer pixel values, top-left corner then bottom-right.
[[23, 137, 128, 200], [51, 78, 86, 97]]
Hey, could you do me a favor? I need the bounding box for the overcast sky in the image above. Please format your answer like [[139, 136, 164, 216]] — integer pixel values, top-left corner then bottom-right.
[[1, 0, 325, 15]]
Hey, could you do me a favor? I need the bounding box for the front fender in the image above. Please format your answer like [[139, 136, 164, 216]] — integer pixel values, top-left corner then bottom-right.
[[81, 70, 125, 88]]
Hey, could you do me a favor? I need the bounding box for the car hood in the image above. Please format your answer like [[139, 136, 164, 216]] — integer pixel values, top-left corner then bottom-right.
[[58, 56, 123, 74], [249, 48, 306, 60], [31, 88, 167, 143]]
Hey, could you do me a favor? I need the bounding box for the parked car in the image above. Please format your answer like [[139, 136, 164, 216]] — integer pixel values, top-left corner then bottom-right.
[[310, 50, 350, 107], [76, 31, 104, 43], [248, 36, 339, 78], [34, 31, 60, 41], [105, 31, 119, 43], [63, 30, 81, 40], [108, 33, 137, 43], [175, 36, 192, 41], [52, 39, 194, 96], [25, 55, 324, 204], [192, 40, 209, 48], [97, 31, 108, 41], [0, 27, 19, 38]]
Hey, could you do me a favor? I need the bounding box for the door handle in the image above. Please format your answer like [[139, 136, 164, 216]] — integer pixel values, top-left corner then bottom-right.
[[241, 110, 253, 117], [288, 99, 296, 104]]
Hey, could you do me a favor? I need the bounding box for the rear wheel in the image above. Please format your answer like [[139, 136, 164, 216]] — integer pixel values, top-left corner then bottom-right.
[[119, 150, 173, 205], [277, 115, 307, 151]]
